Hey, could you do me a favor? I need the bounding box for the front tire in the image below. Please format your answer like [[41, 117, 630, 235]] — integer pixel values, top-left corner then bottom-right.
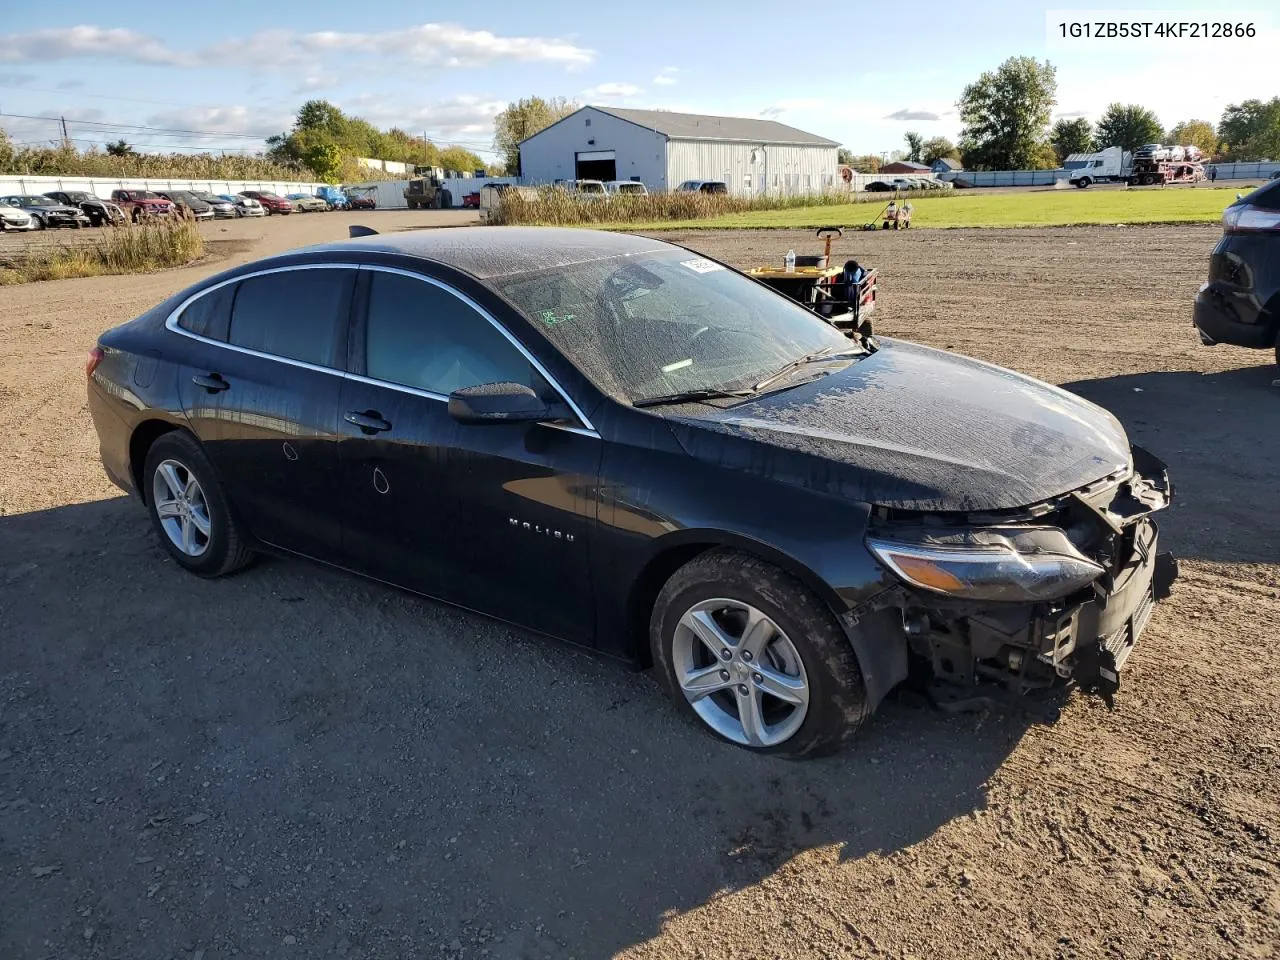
[[33, 215, 46, 230], [1076, 177, 1090, 189], [650, 550, 869, 758], [143, 431, 254, 578]]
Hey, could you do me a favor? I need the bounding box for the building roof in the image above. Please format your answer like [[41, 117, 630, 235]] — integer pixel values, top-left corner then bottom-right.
[[295, 226, 675, 280], [522, 105, 838, 147], [932, 157, 962, 170], [882, 160, 931, 172]]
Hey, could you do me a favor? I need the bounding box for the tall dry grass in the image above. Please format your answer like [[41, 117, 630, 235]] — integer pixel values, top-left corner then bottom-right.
[[2, 144, 313, 182], [0, 219, 204, 284], [486, 186, 934, 226]]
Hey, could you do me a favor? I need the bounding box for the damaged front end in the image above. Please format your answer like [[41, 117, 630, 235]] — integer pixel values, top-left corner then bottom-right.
[[864, 445, 1178, 712]]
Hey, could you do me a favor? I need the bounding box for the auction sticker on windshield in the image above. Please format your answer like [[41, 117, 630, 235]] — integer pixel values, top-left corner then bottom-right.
[[680, 258, 725, 274]]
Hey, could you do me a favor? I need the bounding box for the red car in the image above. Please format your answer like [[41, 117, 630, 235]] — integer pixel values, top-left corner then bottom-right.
[[238, 191, 293, 215], [462, 191, 481, 209], [348, 193, 377, 210], [110, 189, 176, 222]]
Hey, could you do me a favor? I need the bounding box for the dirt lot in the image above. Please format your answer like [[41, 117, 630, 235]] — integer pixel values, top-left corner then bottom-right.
[[1, 211, 1278, 960]]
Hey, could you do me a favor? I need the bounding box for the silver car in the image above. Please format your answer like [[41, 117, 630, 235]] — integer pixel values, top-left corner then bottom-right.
[[0, 201, 35, 231], [215, 194, 266, 218]]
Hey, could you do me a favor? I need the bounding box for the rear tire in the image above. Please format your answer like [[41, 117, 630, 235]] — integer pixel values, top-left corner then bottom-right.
[[650, 549, 869, 758], [143, 431, 254, 578]]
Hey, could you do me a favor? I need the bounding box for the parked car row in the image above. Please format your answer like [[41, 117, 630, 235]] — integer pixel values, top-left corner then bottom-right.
[[0, 186, 376, 231], [864, 177, 952, 192]]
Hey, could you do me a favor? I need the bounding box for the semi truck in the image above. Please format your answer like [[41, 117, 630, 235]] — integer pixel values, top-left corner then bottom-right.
[[1065, 147, 1133, 187]]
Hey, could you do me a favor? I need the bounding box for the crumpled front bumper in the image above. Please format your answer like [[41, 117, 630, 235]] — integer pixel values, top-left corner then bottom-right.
[[884, 444, 1179, 712]]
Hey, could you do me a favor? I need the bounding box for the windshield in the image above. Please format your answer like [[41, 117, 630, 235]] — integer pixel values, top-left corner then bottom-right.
[[21, 196, 57, 206], [578, 182, 604, 194], [493, 251, 851, 404], [1063, 159, 1090, 170], [616, 183, 645, 194]]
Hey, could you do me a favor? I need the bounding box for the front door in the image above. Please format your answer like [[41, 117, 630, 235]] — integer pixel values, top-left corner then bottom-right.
[[195, 265, 356, 562], [337, 267, 600, 644]]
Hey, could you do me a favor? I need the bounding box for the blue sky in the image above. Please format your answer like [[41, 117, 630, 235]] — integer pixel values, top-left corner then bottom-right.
[[0, 2, 1276, 162]]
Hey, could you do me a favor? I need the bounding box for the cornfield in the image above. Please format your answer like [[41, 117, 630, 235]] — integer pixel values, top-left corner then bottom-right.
[[2, 145, 315, 182], [486, 187, 916, 226], [0, 219, 205, 283]]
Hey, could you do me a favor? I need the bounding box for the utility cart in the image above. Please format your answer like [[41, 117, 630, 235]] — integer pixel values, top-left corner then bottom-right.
[[745, 227, 879, 335]]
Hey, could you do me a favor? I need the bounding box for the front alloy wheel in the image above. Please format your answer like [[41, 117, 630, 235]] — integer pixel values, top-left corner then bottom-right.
[[672, 599, 810, 747], [651, 550, 869, 758]]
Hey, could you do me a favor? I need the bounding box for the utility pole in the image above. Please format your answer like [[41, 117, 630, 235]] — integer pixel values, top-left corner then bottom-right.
[[60, 115, 70, 148]]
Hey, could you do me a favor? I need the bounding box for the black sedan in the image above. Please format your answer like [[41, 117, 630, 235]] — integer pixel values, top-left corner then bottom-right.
[[1194, 177, 1280, 364], [43, 190, 126, 227], [1, 194, 91, 229], [87, 227, 1177, 757]]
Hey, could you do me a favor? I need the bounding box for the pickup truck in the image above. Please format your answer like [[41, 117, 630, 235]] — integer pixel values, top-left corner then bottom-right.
[[110, 190, 176, 222]]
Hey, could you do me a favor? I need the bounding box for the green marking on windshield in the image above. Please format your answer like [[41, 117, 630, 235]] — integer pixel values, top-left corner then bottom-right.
[[541, 310, 576, 326]]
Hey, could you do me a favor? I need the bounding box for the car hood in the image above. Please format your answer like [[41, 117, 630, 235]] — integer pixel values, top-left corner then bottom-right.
[[662, 338, 1132, 512], [32, 204, 82, 214]]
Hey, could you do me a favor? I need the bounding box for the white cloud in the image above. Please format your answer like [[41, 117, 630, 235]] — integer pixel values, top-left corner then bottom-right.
[[142, 105, 295, 143], [293, 74, 337, 94], [884, 108, 943, 122], [1, 106, 106, 146], [652, 67, 678, 86], [0, 23, 594, 72], [582, 82, 642, 100], [339, 93, 506, 140], [0, 26, 184, 65]]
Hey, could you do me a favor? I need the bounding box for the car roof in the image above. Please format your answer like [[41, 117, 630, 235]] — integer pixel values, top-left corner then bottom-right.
[[300, 226, 676, 281]]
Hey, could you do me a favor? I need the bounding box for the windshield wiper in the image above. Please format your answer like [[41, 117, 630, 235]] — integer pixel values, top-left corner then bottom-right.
[[632, 387, 758, 408], [752, 346, 867, 393]]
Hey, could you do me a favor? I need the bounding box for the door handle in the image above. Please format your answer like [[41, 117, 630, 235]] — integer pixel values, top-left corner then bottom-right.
[[192, 373, 229, 393], [344, 410, 392, 434]]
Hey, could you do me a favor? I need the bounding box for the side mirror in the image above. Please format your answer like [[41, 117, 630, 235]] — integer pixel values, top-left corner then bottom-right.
[[447, 382, 552, 425]]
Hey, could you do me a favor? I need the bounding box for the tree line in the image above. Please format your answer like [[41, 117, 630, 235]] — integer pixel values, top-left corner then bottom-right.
[[950, 56, 1279, 171]]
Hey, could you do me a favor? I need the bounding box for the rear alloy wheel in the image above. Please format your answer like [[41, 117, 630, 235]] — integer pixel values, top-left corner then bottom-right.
[[651, 550, 868, 758], [143, 432, 253, 577]]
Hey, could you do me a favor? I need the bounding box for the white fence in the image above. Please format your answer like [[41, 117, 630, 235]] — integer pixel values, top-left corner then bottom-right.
[[937, 160, 1280, 188], [0, 173, 327, 200]]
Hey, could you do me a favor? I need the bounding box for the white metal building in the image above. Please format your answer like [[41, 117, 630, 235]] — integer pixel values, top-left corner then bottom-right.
[[518, 106, 839, 195]]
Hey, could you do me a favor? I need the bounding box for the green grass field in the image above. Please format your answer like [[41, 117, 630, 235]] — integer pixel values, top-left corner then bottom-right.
[[612, 186, 1250, 231]]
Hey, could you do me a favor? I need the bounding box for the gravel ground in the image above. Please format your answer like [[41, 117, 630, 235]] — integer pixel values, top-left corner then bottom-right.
[[1, 212, 1278, 960]]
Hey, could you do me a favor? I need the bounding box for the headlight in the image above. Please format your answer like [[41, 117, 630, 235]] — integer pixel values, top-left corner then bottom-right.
[[867, 527, 1104, 603]]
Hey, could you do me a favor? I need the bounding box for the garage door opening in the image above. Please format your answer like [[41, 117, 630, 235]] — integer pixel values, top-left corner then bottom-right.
[[575, 150, 616, 182]]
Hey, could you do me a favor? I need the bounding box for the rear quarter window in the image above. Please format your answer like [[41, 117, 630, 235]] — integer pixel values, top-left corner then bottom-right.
[[228, 268, 354, 367], [1243, 179, 1280, 210], [176, 283, 237, 341]]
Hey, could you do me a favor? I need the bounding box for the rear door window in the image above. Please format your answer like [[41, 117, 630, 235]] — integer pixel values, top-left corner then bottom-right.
[[361, 270, 534, 395], [228, 268, 354, 367], [177, 282, 237, 341]]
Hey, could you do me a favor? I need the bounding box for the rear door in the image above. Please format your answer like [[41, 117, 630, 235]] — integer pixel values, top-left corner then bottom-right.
[[184, 265, 356, 562]]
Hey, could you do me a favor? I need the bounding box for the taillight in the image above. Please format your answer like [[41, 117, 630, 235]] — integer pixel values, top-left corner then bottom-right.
[[1223, 204, 1280, 234], [86, 346, 104, 378]]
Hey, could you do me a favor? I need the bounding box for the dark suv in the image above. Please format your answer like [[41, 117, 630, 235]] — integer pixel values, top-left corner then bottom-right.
[[1193, 178, 1280, 364]]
